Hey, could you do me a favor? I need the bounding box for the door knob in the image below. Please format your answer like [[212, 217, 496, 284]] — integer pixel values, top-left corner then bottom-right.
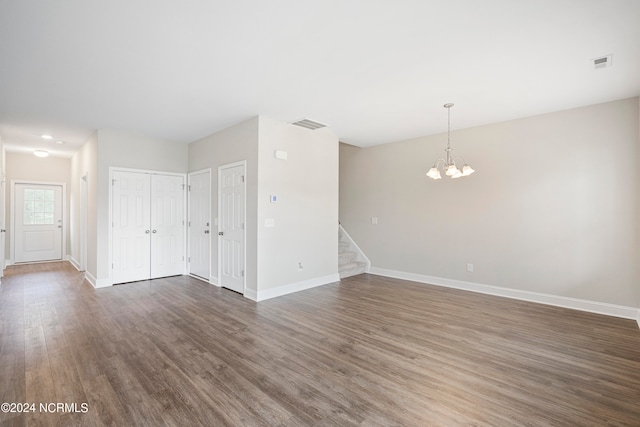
[[218, 231, 224, 236], [204, 230, 210, 234], [152, 230, 157, 233], [145, 230, 150, 234]]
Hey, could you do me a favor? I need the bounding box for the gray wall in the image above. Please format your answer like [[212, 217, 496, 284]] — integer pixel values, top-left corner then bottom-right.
[[188, 115, 339, 299], [257, 116, 339, 294], [189, 116, 259, 293], [340, 97, 640, 307]]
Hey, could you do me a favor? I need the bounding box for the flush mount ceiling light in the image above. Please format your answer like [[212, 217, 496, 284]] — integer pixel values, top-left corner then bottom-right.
[[426, 103, 475, 180], [41, 134, 53, 140], [34, 149, 49, 158]]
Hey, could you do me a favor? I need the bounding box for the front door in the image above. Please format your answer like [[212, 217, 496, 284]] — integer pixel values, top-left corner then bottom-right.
[[219, 163, 245, 294], [188, 170, 211, 281], [14, 183, 63, 263]]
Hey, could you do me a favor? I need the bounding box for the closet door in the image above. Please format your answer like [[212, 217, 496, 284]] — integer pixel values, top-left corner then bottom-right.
[[188, 170, 211, 281], [112, 171, 151, 283], [150, 174, 185, 278]]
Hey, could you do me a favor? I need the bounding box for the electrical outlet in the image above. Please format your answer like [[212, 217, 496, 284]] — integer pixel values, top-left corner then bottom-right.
[[466, 263, 474, 272]]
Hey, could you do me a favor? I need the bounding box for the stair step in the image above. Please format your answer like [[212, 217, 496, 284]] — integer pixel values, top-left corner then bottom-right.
[[339, 261, 367, 279], [339, 247, 353, 255], [339, 251, 357, 264], [339, 261, 366, 272], [338, 227, 366, 279]]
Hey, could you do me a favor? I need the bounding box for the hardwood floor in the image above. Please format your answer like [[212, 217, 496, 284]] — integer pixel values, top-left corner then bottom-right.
[[1, 262, 639, 426]]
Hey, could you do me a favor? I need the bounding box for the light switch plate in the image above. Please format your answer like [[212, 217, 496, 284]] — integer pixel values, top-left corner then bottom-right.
[[274, 150, 288, 160]]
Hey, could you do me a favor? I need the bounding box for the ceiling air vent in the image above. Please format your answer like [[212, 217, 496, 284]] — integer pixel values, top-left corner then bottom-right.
[[593, 54, 612, 70], [290, 118, 328, 130]]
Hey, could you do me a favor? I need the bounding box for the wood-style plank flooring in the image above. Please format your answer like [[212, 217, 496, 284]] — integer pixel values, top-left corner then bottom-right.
[[1, 262, 639, 426]]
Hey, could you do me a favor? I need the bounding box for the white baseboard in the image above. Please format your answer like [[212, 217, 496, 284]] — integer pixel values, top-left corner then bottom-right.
[[84, 271, 111, 288], [244, 288, 258, 301], [369, 267, 640, 322], [95, 278, 112, 288], [4, 259, 11, 268], [188, 274, 208, 283], [68, 256, 81, 271], [252, 273, 340, 302], [188, 274, 220, 287], [85, 271, 97, 287]]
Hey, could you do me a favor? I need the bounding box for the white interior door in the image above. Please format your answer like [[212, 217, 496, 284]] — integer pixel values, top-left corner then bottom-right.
[[188, 170, 211, 281], [219, 163, 245, 294], [150, 174, 185, 279], [80, 174, 88, 271], [112, 171, 151, 283], [0, 180, 6, 273], [14, 183, 63, 263]]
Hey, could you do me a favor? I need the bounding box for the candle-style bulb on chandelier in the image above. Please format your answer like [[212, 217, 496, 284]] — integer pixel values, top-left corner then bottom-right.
[[426, 103, 475, 180]]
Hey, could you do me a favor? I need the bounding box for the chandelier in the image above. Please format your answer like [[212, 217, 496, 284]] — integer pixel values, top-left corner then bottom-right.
[[426, 103, 475, 180]]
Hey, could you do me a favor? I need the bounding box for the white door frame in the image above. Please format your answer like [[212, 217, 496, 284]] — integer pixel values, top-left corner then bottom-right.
[[218, 160, 246, 294], [10, 180, 67, 265], [0, 179, 5, 276], [188, 168, 212, 283], [80, 173, 88, 271], [108, 167, 187, 285]]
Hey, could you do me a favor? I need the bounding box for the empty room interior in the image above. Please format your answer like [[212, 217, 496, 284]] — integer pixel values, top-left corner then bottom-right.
[[0, 0, 639, 425]]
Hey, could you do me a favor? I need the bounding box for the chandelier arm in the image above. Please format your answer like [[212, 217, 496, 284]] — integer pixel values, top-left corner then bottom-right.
[[452, 156, 467, 166]]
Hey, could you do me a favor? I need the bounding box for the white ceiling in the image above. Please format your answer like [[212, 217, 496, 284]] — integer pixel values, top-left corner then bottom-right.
[[0, 0, 638, 157]]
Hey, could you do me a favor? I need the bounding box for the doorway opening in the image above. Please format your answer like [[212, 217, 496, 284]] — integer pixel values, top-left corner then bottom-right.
[[188, 169, 211, 282], [218, 161, 246, 294], [11, 181, 66, 264]]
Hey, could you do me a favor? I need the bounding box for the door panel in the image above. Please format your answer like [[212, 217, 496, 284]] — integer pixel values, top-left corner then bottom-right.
[[219, 164, 245, 293], [14, 183, 63, 263], [112, 171, 151, 283], [188, 170, 210, 280], [0, 180, 5, 275], [151, 174, 185, 279]]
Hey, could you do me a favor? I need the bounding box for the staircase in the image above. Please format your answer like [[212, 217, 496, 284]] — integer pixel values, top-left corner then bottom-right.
[[339, 227, 367, 279]]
